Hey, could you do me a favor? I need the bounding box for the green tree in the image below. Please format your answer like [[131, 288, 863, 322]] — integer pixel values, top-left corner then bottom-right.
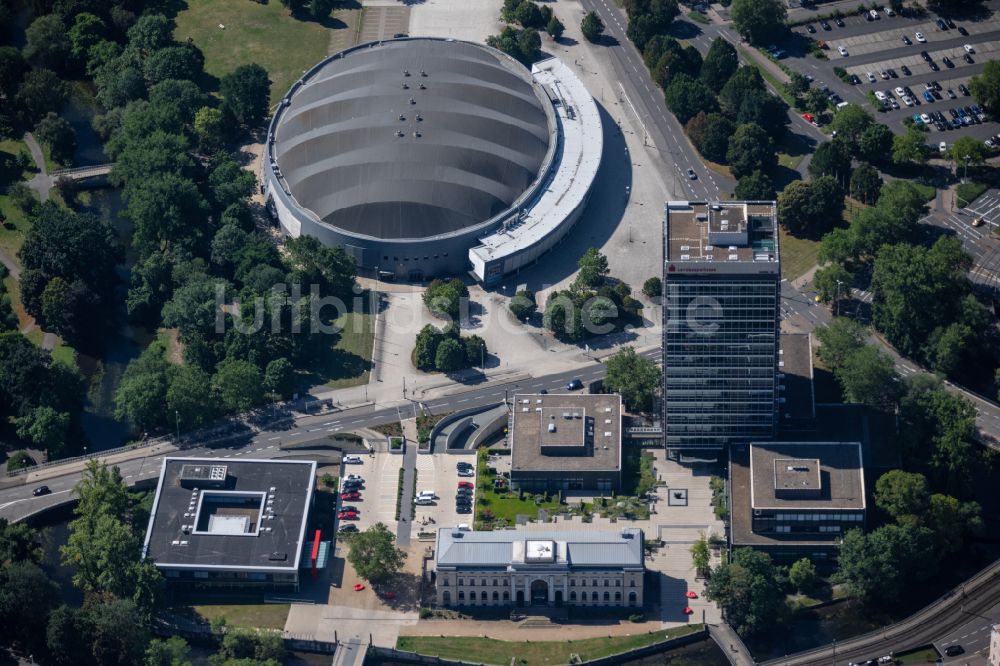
[[690, 533, 711, 578], [603, 346, 660, 412], [509, 289, 537, 321], [925, 493, 982, 556], [263, 357, 296, 399], [166, 365, 216, 431], [786, 71, 810, 98], [515, 1, 544, 28], [835, 524, 936, 604], [730, 0, 786, 45], [777, 178, 843, 238], [891, 125, 927, 165], [347, 522, 406, 583], [664, 74, 719, 124], [705, 548, 787, 637], [114, 341, 170, 431], [24, 15, 70, 70], [0, 561, 59, 651], [0, 518, 42, 565], [15, 405, 70, 454], [857, 123, 893, 163], [0, 46, 27, 101], [812, 262, 852, 306], [804, 87, 829, 115], [125, 173, 210, 255], [642, 277, 662, 298], [815, 317, 865, 370], [517, 27, 542, 63], [831, 104, 874, 145], [926, 323, 975, 378], [220, 63, 271, 127], [464, 335, 487, 368], [788, 558, 818, 594], [15, 68, 69, 126], [700, 37, 738, 89], [836, 344, 899, 409], [546, 16, 565, 39], [86, 598, 152, 666], [948, 135, 988, 173], [874, 469, 928, 523], [145, 636, 193, 666], [68, 13, 107, 65], [581, 11, 605, 42], [698, 113, 735, 164], [576, 247, 610, 289], [719, 66, 764, 115], [194, 106, 226, 153], [734, 170, 775, 200], [423, 278, 469, 320], [434, 337, 467, 372], [212, 358, 264, 412], [849, 163, 882, 204], [127, 13, 174, 52], [727, 123, 775, 178], [34, 112, 76, 165], [968, 59, 1000, 113], [143, 45, 204, 84], [46, 605, 89, 666], [808, 140, 851, 181], [414, 324, 445, 371]]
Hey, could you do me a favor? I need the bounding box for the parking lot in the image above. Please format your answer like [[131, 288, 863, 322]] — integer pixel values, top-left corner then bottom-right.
[[337, 450, 404, 533], [783, 1, 1000, 142], [411, 452, 478, 530]]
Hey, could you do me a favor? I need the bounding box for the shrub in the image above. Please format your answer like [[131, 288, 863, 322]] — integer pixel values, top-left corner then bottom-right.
[[5, 450, 36, 471]]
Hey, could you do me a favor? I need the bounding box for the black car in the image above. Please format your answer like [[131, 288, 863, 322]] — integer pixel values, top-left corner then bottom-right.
[[942, 56, 953, 68], [946, 18, 955, 28], [342, 480, 364, 489], [900, 64, 911, 76], [33, 485, 50, 497], [948, 108, 959, 118], [456, 505, 472, 514], [566, 378, 584, 390], [901, 34, 911, 45], [959, 83, 970, 95], [850, 74, 862, 84], [944, 645, 964, 657], [920, 50, 931, 61], [338, 523, 359, 533], [935, 121, 946, 131], [887, 68, 897, 78], [806, 24, 816, 33], [931, 80, 941, 91], [957, 26, 968, 35], [928, 60, 939, 71], [820, 20, 831, 30], [835, 17, 844, 26], [964, 53, 974, 63], [904, 86, 914, 97]]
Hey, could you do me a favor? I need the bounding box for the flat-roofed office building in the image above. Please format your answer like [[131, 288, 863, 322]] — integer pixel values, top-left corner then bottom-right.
[[662, 201, 781, 451]]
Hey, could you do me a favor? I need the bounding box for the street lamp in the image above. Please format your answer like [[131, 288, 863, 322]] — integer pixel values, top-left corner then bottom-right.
[[963, 154, 971, 183], [835, 279, 844, 317]]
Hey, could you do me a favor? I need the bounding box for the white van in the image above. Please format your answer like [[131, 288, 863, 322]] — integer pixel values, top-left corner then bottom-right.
[[415, 497, 435, 505], [417, 490, 437, 499]]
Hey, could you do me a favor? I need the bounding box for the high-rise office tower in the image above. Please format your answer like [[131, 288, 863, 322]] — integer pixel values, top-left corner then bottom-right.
[[662, 201, 781, 451]]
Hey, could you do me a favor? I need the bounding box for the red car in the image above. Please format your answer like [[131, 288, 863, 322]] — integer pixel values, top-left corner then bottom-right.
[[341, 491, 361, 501], [457, 481, 474, 489], [338, 511, 359, 520]]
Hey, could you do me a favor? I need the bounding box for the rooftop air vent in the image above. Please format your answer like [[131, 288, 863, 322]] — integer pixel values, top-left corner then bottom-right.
[[268, 552, 287, 561], [680, 254, 690, 261], [409, 98, 416, 104], [403, 69, 410, 76], [728, 254, 738, 261]]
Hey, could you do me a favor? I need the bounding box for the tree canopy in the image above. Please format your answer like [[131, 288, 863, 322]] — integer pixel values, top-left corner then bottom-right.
[[706, 548, 787, 637], [347, 522, 407, 583], [730, 0, 787, 45], [603, 346, 660, 412]]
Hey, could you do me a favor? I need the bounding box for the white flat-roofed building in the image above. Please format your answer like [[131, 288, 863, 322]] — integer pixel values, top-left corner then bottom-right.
[[434, 527, 644, 608]]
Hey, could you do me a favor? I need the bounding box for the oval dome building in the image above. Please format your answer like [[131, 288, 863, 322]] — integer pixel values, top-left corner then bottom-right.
[[262, 38, 603, 283]]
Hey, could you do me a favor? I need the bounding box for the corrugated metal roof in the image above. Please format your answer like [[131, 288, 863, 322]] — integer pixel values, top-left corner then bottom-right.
[[435, 528, 643, 568]]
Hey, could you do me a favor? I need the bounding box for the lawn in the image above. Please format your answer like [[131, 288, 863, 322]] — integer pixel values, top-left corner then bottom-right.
[[396, 626, 703, 665], [778, 226, 821, 281], [174, 0, 333, 104], [894, 646, 940, 664], [956, 181, 989, 208], [310, 308, 375, 390], [686, 10, 709, 23], [192, 604, 290, 630], [0, 196, 32, 263], [476, 449, 561, 528]]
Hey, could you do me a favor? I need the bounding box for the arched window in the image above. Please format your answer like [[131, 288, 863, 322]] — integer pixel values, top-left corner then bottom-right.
[[443, 591, 451, 604], [443, 578, 450, 586], [603, 592, 610, 602], [615, 591, 621, 601], [458, 591, 465, 601], [503, 591, 510, 600], [591, 591, 598, 601], [570, 591, 577, 601], [628, 591, 637, 605], [493, 591, 499, 601], [481, 591, 488, 601]]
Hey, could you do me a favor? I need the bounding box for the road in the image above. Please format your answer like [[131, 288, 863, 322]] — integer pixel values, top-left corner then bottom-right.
[[0, 351, 662, 523]]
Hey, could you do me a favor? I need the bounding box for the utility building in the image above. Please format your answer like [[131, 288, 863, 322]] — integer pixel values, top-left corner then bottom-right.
[[662, 201, 781, 452]]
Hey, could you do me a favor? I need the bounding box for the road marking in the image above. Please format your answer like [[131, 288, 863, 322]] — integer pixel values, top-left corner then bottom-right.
[[268, 436, 281, 441]]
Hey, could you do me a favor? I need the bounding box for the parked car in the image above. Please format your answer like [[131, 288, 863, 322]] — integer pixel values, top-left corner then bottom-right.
[[901, 34, 911, 45], [417, 490, 437, 499], [835, 17, 845, 26], [942, 56, 953, 68], [887, 68, 897, 78], [457, 461, 473, 470], [944, 646, 965, 657], [939, 141, 947, 153], [964, 52, 974, 63], [820, 20, 831, 30], [457, 481, 474, 489], [875, 90, 888, 101], [338, 523, 359, 533], [915, 31, 926, 42], [920, 113, 932, 124], [928, 60, 939, 71], [947, 88, 956, 99], [879, 70, 890, 80], [341, 505, 360, 513], [964, 44, 975, 53], [345, 474, 364, 482], [869, 9, 880, 19], [900, 64, 911, 75], [343, 454, 363, 464], [838, 45, 849, 56], [33, 486, 50, 497], [923, 90, 934, 103], [806, 24, 816, 33], [338, 510, 359, 520], [342, 480, 363, 489], [415, 497, 435, 505], [957, 25, 968, 35], [920, 50, 931, 61], [850, 74, 862, 84], [935, 18, 947, 30], [341, 491, 361, 501], [946, 18, 955, 28], [902, 95, 914, 106], [959, 83, 970, 95], [884, 6, 894, 15], [456, 505, 472, 514]]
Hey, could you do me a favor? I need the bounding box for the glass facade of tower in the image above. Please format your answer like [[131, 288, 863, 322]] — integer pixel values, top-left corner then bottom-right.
[[662, 202, 780, 450]]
